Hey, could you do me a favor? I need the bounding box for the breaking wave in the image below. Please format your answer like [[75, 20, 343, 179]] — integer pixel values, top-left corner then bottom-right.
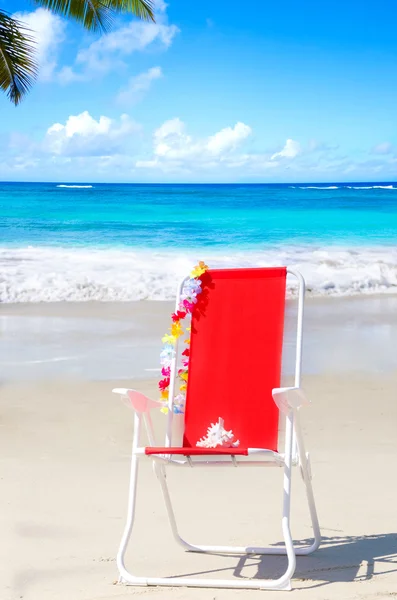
[[57, 185, 93, 189], [2, 245, 397, 302], [297, 186, 340, 190], [346, 185, 397, 190], [291, 185, 397, 190]]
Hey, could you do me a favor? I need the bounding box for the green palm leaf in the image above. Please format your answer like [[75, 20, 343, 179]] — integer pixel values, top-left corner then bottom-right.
[[34, 0, 155, 31], [1, 0, 155, 105], [0, 10, 37, 106]]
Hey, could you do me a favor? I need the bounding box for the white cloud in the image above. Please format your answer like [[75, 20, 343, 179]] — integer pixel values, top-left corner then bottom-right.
[[13, 8, 66, 81], [308, 139, 339, 153], [57, 66, 85, 85], [271, 139, 301, 160], [10, 109, 388, 182], [152, 118, 196, 159], [76, 22, 177, 73], [207, 122, 252, 155], [155, 0, 169, 12], [61, 2, 178, 82], [136, 118, 252, 171], [116, 66, 163, 106], [372, 142, 393, 155], [44, 111, 141, 157]]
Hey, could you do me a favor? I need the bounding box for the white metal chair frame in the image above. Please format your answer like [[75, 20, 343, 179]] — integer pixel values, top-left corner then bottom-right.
[[112, 268, 321, 591]]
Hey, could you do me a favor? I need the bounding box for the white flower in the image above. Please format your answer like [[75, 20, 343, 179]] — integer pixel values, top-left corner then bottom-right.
[[173, 393, 186, 413], [160, 344, 175, 366]]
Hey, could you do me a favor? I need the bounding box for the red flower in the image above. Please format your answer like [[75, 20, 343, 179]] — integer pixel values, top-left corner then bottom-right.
[[182, 348, 190, 356], [172, 310, 186, 322], [158, 377, 170, 391]]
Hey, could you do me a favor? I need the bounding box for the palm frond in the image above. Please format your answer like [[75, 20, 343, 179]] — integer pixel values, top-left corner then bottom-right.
[[107, 0, 155, 22], [34, 0, 155, 32], [0, 10, 37, 106]]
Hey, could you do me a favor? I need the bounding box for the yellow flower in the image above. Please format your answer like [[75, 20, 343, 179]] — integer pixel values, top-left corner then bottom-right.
[[179, 371, 188, 382], [184, 339, 190, 344], [160, 406, 168, 414], [180, 383, 187, 392], [190, 261, 208, 278], [190, 267, 205, 278], [160, 390, 169, 400], [162, 333, 176, 345], [171, 321, 183, 338]]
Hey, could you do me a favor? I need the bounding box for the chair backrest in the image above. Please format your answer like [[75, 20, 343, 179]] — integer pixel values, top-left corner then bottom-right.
[[182, 267, 287, 452]]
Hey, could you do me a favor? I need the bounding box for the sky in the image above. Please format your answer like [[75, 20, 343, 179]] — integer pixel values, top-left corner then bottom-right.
[[1, 0, 397, 183]]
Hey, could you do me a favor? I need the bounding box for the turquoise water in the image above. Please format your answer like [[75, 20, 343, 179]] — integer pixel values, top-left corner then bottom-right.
[[1, 181, 397, 300], [2, 182, 397, 248]]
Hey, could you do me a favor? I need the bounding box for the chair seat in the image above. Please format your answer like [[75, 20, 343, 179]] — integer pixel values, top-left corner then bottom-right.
[[145, 446, 249, 456]]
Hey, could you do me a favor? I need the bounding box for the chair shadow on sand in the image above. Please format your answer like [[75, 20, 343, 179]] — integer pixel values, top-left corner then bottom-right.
[[232, 533, 397, 588], [172, 533, 397, 589]]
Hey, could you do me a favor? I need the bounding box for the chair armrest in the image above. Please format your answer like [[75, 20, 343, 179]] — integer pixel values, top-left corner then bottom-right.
[[272, 387, 309, 414], [112, 388, 162, 413]]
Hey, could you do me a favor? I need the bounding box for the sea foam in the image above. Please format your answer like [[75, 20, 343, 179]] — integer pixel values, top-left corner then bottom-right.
[[57, 185, 93, 188], [1, 245, 397, 302], [346, 185, 397, 190], [291, 185, 397, 190], [298, 186, 340, 190]]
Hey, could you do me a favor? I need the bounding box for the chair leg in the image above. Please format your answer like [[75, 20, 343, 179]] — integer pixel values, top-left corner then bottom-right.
[[276, 412, 296, 588], [116, 452, 295, 590], [156, 458, 300, 556], [117, 412, 148, 585], [155, 429, 319, 560], [117, 452, 141, 583], [149, 416, 297, 590], [297, 453, 321, 553], [154, 461, 196, 551], [294, 413, 322, 554], [116, 414, 318, 590]]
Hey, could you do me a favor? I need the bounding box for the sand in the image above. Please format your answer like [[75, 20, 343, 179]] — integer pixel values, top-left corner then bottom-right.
[[1, 298, 397, 599], [3, 295, 397, 380]]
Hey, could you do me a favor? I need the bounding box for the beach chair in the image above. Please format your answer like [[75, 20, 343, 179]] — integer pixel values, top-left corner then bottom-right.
[[112, 267, 321, 591]]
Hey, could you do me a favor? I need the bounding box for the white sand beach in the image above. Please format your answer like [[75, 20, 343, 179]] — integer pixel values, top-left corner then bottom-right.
[[1, 297, 397, 599]]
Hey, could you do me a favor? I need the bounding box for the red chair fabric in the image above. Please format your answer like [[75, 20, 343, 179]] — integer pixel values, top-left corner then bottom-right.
[[145, 447, 248, 456], [147, 267, 287, 457]]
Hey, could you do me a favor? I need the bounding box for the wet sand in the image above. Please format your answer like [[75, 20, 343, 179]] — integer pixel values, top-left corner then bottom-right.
[[2, 295, 397, 381]]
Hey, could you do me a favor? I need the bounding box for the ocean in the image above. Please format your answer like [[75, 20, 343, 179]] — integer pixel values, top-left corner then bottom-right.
[[1, 181, 397, 302]]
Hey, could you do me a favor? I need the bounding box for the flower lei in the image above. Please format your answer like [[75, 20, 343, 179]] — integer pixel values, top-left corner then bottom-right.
[[159, 261, 209, 414]]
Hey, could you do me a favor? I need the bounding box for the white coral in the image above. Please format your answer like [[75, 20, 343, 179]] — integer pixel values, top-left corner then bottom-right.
[[196, 417, 240, 448]]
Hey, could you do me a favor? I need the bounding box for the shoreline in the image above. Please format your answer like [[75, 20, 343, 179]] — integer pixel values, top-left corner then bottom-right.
[[2, 289, 397, 313], [2, 294, 397, 382]]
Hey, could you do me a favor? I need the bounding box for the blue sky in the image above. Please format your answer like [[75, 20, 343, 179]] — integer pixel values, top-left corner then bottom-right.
[[1, 0, 397, 183]]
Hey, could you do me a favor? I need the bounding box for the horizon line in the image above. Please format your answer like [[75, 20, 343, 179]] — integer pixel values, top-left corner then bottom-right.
[[2, 180, 397, 186]]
